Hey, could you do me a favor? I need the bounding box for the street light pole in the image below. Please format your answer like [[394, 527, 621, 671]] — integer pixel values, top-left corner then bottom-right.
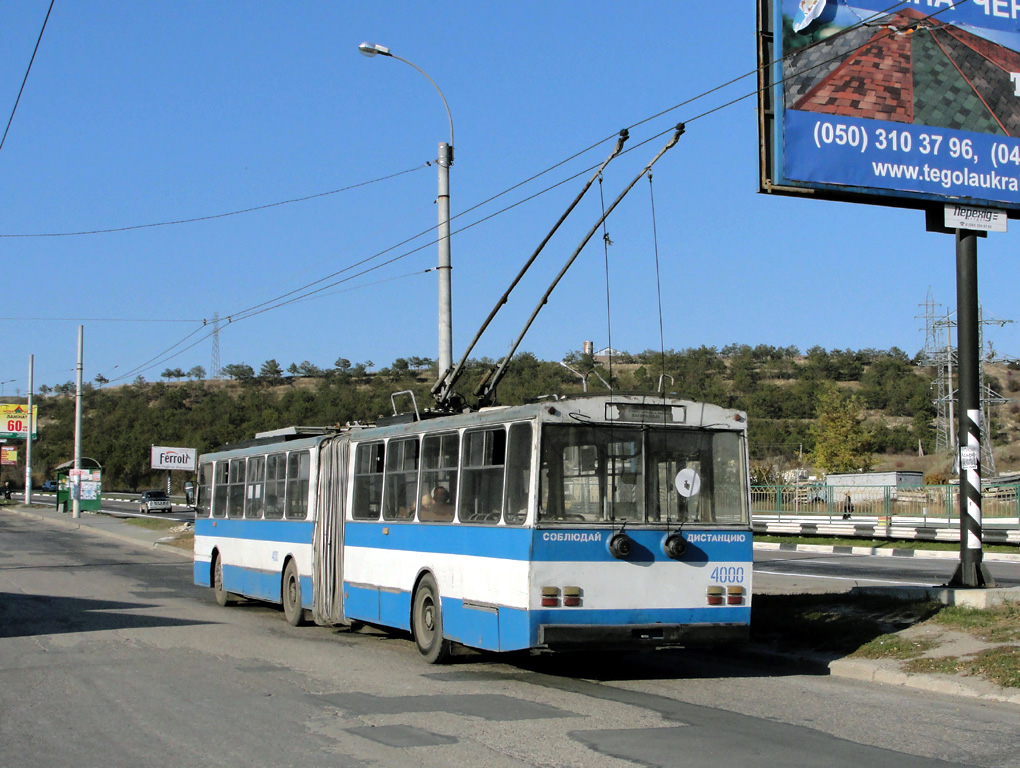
[[358, 42, 454, 380]]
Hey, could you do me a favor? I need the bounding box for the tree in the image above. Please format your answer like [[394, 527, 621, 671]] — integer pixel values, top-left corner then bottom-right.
[[187, 365, 206, 380], [221, 363, 255, 381], [94, 374, 109, 388], [161, 368, 186, 382], [809, 384, 873, 474], [294, 361, 322, 377], [260, 359, 284, 386]]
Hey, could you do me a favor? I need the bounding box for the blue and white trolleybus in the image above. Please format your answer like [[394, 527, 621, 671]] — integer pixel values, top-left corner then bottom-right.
[[193, 393, 752, 662]]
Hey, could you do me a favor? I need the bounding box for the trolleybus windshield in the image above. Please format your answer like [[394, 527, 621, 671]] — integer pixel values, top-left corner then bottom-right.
[[538, 425, 746, 525]]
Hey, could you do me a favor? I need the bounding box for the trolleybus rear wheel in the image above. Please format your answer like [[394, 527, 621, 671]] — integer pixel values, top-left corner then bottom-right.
[[412, 574, 451, 663], [282, 560, 305, 627]]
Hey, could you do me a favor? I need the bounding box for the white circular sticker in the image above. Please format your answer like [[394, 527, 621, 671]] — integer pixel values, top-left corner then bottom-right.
[[674, 468, 701, 498]]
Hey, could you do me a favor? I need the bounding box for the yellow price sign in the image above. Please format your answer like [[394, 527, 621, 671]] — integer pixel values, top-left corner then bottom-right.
[[0, 404, 38, 439]]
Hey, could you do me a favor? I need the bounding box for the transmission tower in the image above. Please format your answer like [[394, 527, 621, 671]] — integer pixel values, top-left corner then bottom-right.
[[206, 312, 221, 379], [920, 290, 1011, 476], [921, 290, 955, 454]]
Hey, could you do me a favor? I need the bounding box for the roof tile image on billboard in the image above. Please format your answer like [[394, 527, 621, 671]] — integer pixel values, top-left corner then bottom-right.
[[759, 0, 1020, 213]]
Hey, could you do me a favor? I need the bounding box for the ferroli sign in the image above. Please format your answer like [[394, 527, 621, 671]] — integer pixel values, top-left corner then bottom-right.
[[151, 446, 197, 471]]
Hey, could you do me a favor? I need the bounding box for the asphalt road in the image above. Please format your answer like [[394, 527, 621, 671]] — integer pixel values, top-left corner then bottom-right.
[[2, 512, 1018, 768], [18, 492, 196, 523], [754, 548, 1020, 594]]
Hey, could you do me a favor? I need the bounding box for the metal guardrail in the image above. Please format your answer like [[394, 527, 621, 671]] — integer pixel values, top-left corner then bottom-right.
[[752, 483, 1020, 520], [751, 483, 1020, 545]]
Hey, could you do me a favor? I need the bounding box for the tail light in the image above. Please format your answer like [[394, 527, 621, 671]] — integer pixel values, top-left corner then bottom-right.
[[541, 586, 560, 607], [562, 586, 582, 607]]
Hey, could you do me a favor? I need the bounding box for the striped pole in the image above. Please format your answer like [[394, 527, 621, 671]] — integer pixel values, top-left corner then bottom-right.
[[949, 230, 995, 588]]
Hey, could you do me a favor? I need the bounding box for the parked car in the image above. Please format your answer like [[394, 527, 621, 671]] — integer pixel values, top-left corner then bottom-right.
[[40, 480, 59, 492], [139, 490, 172, 514]]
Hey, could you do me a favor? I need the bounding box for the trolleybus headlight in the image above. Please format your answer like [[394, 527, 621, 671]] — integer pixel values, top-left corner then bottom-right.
[[607, 532, 633, 560], [662, 532, 688, 560]]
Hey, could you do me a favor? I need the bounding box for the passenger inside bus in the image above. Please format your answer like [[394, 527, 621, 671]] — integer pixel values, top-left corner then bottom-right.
[[407, 492, 431, 519], [419, 485, 454, 521]]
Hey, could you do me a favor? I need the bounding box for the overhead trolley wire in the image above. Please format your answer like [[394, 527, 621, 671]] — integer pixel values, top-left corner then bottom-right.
[[0, 0, 54, 156], [0, 162, 430, 238], [104, 0, 964, 383], [197, 0, 948, 332]]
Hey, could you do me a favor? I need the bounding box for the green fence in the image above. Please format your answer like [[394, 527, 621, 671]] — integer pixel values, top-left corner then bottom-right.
[[750, 483, 1020, 521]]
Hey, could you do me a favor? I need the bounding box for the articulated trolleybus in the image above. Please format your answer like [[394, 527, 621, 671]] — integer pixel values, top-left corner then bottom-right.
[[194, 393, 752, 662]]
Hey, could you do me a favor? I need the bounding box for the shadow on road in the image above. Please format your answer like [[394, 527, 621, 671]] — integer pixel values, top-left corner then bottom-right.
[[0, 592, 214, 639]]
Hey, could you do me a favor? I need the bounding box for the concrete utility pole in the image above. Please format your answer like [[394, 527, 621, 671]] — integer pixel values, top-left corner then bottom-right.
[[72, 326, 83, 520], [24, 354, 33, 505], [358, 42, 454, 381]]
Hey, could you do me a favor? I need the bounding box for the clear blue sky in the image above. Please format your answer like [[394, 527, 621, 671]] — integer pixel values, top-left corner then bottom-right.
[[1, 1, 1016, 395]]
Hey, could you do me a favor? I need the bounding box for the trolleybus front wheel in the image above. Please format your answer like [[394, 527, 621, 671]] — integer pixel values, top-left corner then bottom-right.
[[213, 553, 234, 607], [282, 560, 305, 627], [412, 574, 451, 664]]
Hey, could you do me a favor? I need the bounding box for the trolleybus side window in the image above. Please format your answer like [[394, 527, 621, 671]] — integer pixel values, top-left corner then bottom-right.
[[197, 462, 212, 518], [245, 455, 265, 519], [419, 432, 457, 522], [459, 427, 505, 523], [504, 422, 532, 526], [383, 437, 419, 521], [353, 442, 385, 520], [710, 431, 747, 524], [227, 458, 247, 519], [285, 451, 310, 520], [265, 452, 287, 520], [212, 461, 228, 518]]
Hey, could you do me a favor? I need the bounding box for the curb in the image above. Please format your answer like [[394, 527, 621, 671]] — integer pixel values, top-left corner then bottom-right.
[[754, 540, 1020, 563], [828, 657, 1020, 706]]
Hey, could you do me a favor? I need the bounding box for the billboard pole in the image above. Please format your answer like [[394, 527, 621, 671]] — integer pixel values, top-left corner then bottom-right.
[[949, 230, 995, 588]]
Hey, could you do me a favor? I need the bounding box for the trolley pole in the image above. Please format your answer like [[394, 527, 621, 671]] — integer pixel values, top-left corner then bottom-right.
[[949, 229, 995, 588]]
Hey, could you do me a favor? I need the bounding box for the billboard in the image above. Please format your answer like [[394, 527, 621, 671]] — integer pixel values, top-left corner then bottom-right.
[[759, 0, 1020, 215], [0, 404, 38, 439], [151, 446, 197, 471]]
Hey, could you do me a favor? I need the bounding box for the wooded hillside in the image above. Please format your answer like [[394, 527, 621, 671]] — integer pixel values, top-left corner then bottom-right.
[[6, 345, 1017, 491]]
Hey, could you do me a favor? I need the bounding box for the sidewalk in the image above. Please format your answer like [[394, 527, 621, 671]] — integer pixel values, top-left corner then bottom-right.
[[3, 501, 1018, 706], [1, 501, 191, 558]]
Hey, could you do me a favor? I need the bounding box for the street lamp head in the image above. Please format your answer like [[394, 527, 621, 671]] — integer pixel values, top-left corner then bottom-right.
[[358, 42, 391, 58]]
